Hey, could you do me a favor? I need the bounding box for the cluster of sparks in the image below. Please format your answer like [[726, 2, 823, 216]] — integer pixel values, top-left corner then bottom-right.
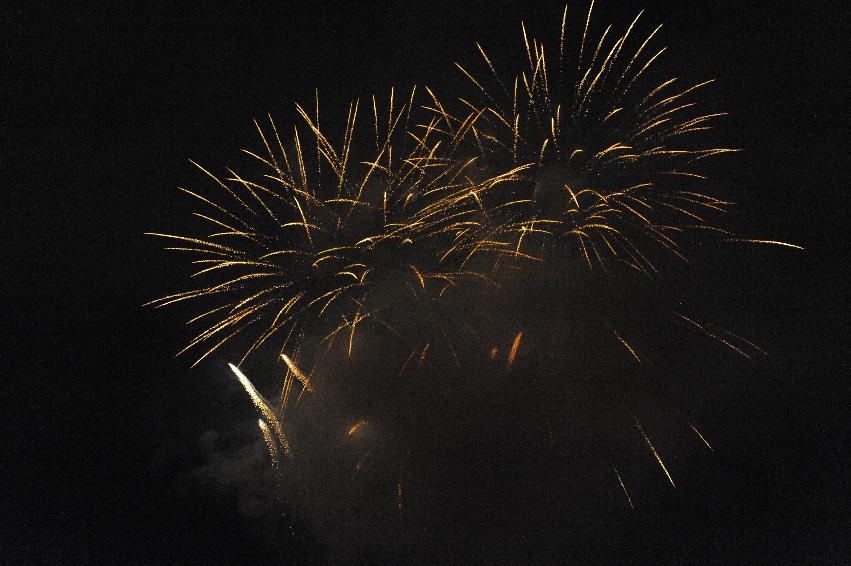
[[150, 3, 800, 515]]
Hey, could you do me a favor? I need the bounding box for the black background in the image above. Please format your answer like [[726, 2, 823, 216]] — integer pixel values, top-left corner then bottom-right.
[[5, 1, 848, 564]]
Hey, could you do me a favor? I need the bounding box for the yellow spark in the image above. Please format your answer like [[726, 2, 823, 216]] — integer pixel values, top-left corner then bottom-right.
[[724, 331, 769, 357], [507, 331, 523, 369], [409, 264, 426, 288], [489, 346, 499, 359], [674, 312, 752, 359], [258, 418, 280, 473], [558, 4, 568, 72], [725, 238, 804, 250], [634, 418, 676, 488], [281, 354, 314, 393], [612, 329, 641, 363], [689, 421, 714, 451], [614, 468, 635, 510], [145, 232, 242, 256], [578, 0, 595, 74], [347, 419, 367, 437], [228, 363, 290, 456], [345, 309, 372, 358]]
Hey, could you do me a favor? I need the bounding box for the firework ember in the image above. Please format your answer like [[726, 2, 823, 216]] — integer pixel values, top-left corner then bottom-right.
[[146, 3, 804, 561]]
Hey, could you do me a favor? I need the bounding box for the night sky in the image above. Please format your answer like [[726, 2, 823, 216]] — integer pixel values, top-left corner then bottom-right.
[[6, 1, 849, 564]]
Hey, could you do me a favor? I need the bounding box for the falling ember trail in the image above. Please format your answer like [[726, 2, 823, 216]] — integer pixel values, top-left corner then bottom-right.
[[612, 329, 641, 364], [634, 418, 676, 488], [258, 418, 280, 473], [689, 421, 714, 451], [725, 238, 804, 250], [228, 363, 290, 452], [614, 468, 635, 510], [281, 354, 314, 393], [507, 331, 523, 369], [396, 479, 403, 515], [347, 419, 367, 436]]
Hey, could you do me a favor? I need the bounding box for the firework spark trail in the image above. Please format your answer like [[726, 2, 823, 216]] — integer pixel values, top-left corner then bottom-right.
[[281, 354, 314, 393], [613, 467, 635, 510], [258, 418, 280, 472], [612, 329, 641, 363], [674, 312, 755, 359], [725, 238, 804, 250], [228, 363, 291, 457], [347, 419, 367, 437], [634, 417, 676, 488], [689, 421, 714, 451], [507, 331, 523, 368]]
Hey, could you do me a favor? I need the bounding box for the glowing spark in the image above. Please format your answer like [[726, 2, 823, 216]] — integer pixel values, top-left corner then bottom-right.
[[634, 418, 676, 488], [612, 329, 641, 364], [258, 418, 280, 472], [347, 419, 367, 437], [614, 468, 635, 510], [228, 363, 290, 457], [725, 238, 804, 250], [675, 312, 752, 359], [281, 354, 314, 393], [689, 421, 714, 451], [507, 331, 523, 369]]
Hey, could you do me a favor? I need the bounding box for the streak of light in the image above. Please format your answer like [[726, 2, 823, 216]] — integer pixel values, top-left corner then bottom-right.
[[347, 419, 367, 436], [281, 354, 314, 393], [258, 419, 280, 472], [612, 329, 641, 363], [507, 331, 523, 368], [634, 418, 676, 488], [228, 363, 291, 457], [689, 421, 714, 451], [725, 238, 804, 250], [614, 468, 635, 509]]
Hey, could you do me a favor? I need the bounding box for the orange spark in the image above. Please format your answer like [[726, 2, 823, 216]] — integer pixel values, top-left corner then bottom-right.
[[507, 331, 523, 368], [347, 419, 367, 436]]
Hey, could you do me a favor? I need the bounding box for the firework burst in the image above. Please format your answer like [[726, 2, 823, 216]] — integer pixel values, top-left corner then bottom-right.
[[147, 88, 525, 368], [147, 4, 803, 557], [428, 2, 750, 276]]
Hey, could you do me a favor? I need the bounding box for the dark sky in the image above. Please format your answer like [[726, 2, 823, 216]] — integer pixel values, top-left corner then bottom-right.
[[6, 1, 849, 564]]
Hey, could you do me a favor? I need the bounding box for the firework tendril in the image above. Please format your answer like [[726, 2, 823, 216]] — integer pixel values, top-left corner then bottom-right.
[[148, 3, 801, 525]]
